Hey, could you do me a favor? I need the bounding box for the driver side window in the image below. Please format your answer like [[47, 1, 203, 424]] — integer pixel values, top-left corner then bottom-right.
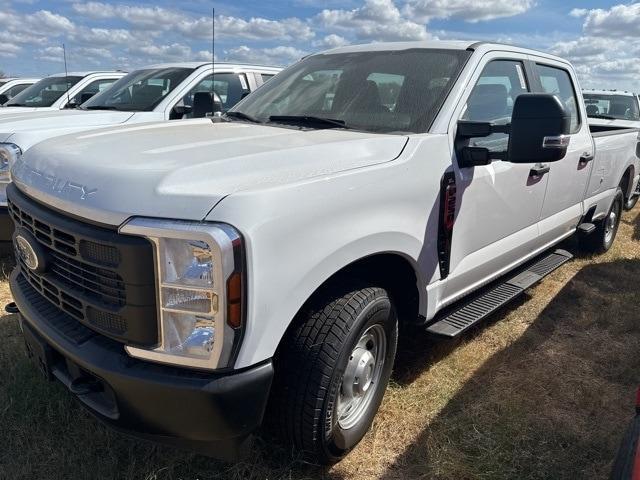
[[461, 60, 530, 152]]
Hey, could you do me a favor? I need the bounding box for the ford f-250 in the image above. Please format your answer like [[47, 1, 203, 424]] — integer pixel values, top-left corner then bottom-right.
[[0, 63, 281, 241], [7, 41, 640, 464]]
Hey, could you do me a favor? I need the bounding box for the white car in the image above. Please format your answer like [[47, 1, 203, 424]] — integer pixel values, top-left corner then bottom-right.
[[8, 41, 640, 464], [0, 63, 281, 240], [0, 71, 126, 114], [0, 78, 40, 105]]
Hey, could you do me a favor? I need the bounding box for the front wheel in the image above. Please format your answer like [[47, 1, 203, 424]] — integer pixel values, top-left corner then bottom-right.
[[624, 193, 639, 211], [268, 283, 398, 465], [580, 187, 624, 253]]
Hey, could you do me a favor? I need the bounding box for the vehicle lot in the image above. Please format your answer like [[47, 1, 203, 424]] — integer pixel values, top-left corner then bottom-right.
[[1, 205, 639, 480]]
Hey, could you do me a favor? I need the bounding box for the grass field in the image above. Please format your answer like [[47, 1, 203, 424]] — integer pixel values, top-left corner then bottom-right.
[[1, 207, 639, 480]]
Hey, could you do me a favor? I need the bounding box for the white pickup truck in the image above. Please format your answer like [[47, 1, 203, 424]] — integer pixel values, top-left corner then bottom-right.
[[584, 89, 640, 209], [7, 41, 640, 464], [0, 71, 126, 114], [0, 63, 281, 240], [0, 78, 40, 105]]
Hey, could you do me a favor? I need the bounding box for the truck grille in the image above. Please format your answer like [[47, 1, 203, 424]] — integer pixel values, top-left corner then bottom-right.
[[8, 184, 158, 346]]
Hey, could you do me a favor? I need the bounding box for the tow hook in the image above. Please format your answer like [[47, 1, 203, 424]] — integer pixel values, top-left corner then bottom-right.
[[5, 302, 19, 314]]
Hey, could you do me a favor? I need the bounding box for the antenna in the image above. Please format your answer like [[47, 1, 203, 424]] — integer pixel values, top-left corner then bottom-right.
[[210, 7, 218, 116], [211, 7, 216, 96], [62, 43, 72, 107]]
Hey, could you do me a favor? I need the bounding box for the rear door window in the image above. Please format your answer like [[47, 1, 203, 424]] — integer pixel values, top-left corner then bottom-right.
[[536, 64, 581, 133]]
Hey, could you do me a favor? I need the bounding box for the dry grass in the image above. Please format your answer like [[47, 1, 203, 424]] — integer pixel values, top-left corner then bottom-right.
[[1, 208, 640, 479]]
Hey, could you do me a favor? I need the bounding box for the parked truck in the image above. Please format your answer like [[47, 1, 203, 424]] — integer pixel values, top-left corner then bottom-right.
[[7, 41, 640, 464], [0, 78, 40, 105], [0, 63, 281, 240], [584, 89, 640, 209], [0, 71, 126, 114]]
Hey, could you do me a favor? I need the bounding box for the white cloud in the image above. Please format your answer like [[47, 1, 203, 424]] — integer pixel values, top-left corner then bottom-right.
[[72, 2, 314, 41], [0, 43, 21, 58], [317, 0, 429, 41], [313, 33, 350, 49], [578, 3, 640, 38], [403, 0, 535, 23], [223, 45, 306, 65]]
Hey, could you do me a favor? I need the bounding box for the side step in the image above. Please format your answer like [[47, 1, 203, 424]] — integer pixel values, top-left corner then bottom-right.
[[426, 249, 573, 338]]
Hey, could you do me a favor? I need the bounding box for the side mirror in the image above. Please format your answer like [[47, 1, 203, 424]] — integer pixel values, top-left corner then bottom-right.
[[508, 93, 571, 164], [455, 121, 510, 167], [0, 94, 8, 105]]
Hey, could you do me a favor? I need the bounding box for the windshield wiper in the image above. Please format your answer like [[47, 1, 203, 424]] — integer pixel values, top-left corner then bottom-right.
[[224, 111, 262, 123], [84, 105, 120, 111], [589, 114, 617, 120], [269, 115, 348, 129], [5, 103, 26, 107]]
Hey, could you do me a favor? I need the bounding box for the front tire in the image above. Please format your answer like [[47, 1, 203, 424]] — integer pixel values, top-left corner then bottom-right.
[[624, 193, 639, 211], [581, 187, 623, 253], [268, 283, 398, 465]]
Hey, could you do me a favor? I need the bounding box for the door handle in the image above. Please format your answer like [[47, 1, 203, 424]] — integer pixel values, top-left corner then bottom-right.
[[529, 164, 550, 177], [579, 153, 594, 165]]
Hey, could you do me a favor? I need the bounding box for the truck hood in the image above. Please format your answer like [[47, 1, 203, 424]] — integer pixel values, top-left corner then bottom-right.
[[0, 109, 135, 133], [13, 120, 409, 226], [0, 106, 50, 115]]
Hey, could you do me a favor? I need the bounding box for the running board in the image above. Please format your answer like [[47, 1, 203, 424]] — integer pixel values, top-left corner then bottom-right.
[[426, 249, 573, 338]]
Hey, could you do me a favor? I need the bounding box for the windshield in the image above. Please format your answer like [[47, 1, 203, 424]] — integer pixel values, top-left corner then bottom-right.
[[81, 67, 194, 112], [6, 76, 82, 107], [584, 93, 640, 121], [231, 49, 471, 134]]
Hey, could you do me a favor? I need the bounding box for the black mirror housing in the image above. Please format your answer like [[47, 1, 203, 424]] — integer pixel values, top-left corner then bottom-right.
[[0, 94, 8, 105], [508, 93, 571, 164]]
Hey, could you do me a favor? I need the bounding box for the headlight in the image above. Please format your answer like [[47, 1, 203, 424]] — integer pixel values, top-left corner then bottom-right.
[[0, 142, 20, 182], [120, 218, 244, 371]]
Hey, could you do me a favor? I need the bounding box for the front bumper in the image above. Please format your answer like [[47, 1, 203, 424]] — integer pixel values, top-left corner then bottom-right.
[[10, 269, 273, 458]]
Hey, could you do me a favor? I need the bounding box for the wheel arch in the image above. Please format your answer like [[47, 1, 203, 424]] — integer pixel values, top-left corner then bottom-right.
[[271, 251, 423, 360], [619, 164, 635, 200]]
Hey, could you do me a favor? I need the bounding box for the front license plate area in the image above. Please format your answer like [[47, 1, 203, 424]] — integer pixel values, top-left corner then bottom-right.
[[22, 322, 54, 381]]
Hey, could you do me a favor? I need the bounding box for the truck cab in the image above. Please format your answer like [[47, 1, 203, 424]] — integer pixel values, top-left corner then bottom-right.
[[0, 78, 40, 105], [584, 89, 640, 129], [0, 63, 281, 240], [0, 71, 126, 114], [7, 41, 640, 464]]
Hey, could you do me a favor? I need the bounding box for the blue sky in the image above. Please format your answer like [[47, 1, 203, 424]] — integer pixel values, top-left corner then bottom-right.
[[1, 0, 639, 90]]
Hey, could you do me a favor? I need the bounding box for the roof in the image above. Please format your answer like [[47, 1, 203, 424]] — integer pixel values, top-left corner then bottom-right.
[[320, 40, 569, 64], [583, 89, 638, 97], [142, 61, 282, 71], [48, 71, 125, 78]]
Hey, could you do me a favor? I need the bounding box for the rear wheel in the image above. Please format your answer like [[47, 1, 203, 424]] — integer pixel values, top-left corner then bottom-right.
[[581, 187, 623, 253], [268, 283, 398, 465]]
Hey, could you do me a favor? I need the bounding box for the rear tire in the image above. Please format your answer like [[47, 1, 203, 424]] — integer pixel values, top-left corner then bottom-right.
[[581, 187, 623, 253], [268, 283, 398, 465]]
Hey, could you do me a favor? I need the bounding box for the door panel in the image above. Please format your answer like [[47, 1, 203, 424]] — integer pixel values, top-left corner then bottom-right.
[[535, 63, 594, 244], [444, 57, 548, 303]]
